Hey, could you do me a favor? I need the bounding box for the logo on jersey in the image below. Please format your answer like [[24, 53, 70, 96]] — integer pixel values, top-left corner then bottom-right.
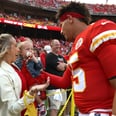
[[75, 38, 83, 50]]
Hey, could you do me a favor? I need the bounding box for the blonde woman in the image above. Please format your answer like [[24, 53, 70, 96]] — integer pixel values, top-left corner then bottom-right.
[[0, 33, 49, 116]]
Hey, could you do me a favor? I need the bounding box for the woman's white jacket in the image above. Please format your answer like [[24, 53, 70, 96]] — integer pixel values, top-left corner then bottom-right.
[[0, 61, 34, 116]]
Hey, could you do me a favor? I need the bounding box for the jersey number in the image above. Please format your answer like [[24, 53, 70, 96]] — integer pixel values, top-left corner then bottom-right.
[[72, 68, 86, 92]]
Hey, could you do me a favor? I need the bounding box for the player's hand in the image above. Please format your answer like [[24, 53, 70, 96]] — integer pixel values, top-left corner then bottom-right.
[[29, 77, 50, 96], [57, 62, 67, 71]]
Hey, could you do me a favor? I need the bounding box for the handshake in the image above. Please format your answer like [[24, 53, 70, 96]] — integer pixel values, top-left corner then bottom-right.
[[29, 77, 50, 96]]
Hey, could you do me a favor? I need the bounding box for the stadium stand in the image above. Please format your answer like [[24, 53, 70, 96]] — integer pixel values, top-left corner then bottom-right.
[[8, 0, 116, 16]]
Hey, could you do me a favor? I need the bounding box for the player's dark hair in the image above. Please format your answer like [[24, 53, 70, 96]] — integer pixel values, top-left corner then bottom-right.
[[56, 2, 92, 25]]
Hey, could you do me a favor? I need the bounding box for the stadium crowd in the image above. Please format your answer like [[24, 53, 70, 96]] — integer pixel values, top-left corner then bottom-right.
[[16, 37, 73, 56], [10, 0, 116, 15], [0, 11, 56, 26], [0, 0, 116, 30]]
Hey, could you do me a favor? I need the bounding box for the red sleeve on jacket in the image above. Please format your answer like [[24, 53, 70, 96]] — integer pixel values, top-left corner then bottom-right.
[[21, 61, 47, 87]]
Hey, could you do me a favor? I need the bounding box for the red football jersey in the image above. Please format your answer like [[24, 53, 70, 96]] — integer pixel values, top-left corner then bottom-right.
[[68, 19, 116, 113], [43, 19, 116, 113]]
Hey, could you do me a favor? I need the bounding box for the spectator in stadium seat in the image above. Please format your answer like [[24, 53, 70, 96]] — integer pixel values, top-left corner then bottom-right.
[[45, 39, 67, 116], [0, 33, 49, 116], [42, 2, 116, 116], [40, 45, 52, 69], [15, 37, 47, 116], [33, 47, 41, 61]]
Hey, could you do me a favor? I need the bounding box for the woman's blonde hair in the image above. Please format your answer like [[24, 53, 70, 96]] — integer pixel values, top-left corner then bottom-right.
[[0, 33, 13, 64]]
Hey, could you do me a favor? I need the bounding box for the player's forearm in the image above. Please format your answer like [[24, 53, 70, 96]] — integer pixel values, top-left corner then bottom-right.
[[42, 67, 71, 89]]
